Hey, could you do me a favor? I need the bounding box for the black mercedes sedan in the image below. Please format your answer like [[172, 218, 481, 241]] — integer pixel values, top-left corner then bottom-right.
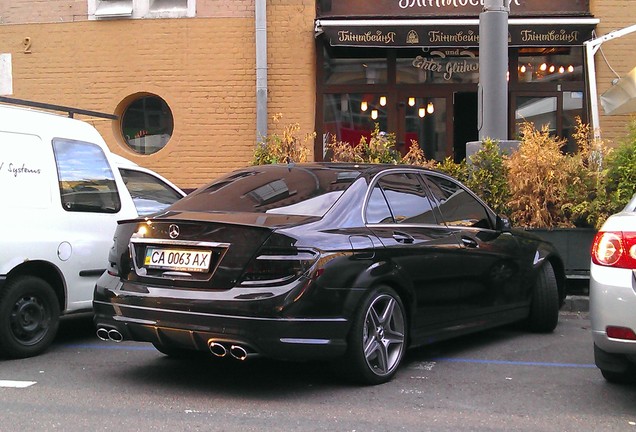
[[94, 163, 565, 384]]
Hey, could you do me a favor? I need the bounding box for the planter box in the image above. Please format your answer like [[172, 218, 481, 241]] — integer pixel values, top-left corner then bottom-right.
[[524, 228, 597, 281]]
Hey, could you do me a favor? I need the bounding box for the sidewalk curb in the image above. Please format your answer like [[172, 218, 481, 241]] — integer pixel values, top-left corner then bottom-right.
[[562, 295, 589, 313]]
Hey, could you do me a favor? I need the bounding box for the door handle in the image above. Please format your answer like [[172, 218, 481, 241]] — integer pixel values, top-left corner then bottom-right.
[[461, 236, 478, 248], [393, 231, 414, 244]]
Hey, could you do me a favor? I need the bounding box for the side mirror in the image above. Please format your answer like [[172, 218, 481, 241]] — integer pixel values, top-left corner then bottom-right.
[[496, 215, 512, 232]]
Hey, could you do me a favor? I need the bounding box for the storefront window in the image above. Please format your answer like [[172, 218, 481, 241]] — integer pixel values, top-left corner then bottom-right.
[[563, 91, 585, 152], [323, 47, 388, 85], [397, 48, 479, 84], [323, 93, 388, 146], [404, 97, 447, 161], [515, 96, 557, 134], [517, 47, 584, 83], [121, 95, 174, 155]]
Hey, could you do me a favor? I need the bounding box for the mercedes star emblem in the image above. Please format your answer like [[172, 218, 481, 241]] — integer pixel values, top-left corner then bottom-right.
[[168, 224, 180, 239]]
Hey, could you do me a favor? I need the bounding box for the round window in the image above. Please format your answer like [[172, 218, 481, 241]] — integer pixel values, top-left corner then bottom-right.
[[121, 95, 174, 155]]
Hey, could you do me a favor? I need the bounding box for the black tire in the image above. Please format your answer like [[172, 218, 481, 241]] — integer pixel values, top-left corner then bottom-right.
[[527, 261, 559, 333], [343, 285, 407, 385], [600, 368, 636, 384], [0, 276, 60, 359]]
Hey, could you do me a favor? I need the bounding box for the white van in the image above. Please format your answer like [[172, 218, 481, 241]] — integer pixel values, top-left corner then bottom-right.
[[0, 103, 185, 358]]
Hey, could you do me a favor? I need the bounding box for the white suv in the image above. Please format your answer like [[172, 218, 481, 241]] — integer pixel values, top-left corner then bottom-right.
[[0, 104, 184, 358], [590, 194, 636, 383]]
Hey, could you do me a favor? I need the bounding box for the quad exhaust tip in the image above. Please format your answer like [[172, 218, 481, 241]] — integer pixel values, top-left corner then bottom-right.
[[96, 327, 123, 342], [208, 341, 228, 358], [207, 339, 251, 360]]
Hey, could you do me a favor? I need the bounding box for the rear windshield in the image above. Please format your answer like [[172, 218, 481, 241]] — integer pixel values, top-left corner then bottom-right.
[[170, 165, 361, 217]]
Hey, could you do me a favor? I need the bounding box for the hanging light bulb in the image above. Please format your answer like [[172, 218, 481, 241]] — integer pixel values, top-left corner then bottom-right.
[[418, 107, 426, 118], [371, 109, 378, 120], [427, 102, 434, 114], [520, 65, 527, 73], [558, 66, 565, 74], [360, 101, 368, 112], [567, 65, 575, 73], [540, 63, 547, 71], [549, 65, 555, 73], [408, 97, 416, 107], [379, 96, 387, 106]]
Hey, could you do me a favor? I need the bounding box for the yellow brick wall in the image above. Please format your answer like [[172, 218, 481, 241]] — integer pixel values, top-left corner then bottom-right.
[[0, 0, 316, 189], [590, 0, 636, 146]]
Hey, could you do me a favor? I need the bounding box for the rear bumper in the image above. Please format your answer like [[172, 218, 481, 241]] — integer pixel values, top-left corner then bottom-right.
[[590, 264, 636, 355], [93, 301, 349, 360], [93, 272, 352, 360]]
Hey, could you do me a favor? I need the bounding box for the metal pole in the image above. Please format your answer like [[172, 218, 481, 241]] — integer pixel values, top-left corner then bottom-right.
[[478, 0, 510, 141], [255, 0, 268, 143]]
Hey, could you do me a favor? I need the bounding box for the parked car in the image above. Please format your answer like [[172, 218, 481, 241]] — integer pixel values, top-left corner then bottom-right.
[[112, 155, 185, 216], [590, 194, 636, 383], [94, 163, 565, 384], [0, 103, 185, 359]]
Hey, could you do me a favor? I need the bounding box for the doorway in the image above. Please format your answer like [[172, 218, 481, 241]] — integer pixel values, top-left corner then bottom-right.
[[453, 92, 478, 162]]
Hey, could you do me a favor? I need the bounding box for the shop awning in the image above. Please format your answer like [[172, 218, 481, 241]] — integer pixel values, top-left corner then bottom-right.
[[600, 66, 636, 116], [315, 18, 600, 48]]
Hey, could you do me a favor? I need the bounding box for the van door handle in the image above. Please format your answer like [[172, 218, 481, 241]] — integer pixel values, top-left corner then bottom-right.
[[393, 231, 414, 244]]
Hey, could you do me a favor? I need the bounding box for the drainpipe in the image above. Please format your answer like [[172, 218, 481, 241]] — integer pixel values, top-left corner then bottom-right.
[[256, 0, 268, 143], [478, 0, 509, 141]]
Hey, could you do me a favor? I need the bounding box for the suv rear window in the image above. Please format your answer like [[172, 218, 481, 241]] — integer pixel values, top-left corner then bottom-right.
[[170, 165, 361, 217]]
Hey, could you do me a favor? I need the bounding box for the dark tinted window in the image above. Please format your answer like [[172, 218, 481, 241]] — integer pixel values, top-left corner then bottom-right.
[[171, 166, 361, 217], [119, 168, 183, 216], [424, 175, 492, 229], [366, 185, 393, 223], [53, 138, 121, 213], [370, 173, 437, 224]]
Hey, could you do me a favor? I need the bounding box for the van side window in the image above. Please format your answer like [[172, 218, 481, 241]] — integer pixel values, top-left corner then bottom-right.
[[52, 139, 121, 213]]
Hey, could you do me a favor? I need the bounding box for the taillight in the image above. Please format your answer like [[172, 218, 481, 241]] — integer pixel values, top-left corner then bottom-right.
[[239, 249, 319, 287], [591, 231, 636, 268], [606, 326, 636, 341]]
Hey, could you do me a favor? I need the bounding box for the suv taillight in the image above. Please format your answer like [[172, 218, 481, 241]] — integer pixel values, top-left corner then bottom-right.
[[591, 231, 636, 269]]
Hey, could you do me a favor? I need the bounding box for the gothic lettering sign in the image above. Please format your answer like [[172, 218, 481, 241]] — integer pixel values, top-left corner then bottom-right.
[[317, 0, 591, 18], [321, 24, 594, 47]]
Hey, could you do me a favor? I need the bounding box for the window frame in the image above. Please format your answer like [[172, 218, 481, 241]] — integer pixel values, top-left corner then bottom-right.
[[52, 138, 122, 214], [423, 172, 496, 231], [88, 0, 195, 20]]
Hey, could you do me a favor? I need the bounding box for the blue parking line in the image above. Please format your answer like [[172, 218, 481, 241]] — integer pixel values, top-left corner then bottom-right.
[[434, 357, 596, 368], [62, 344, 597, 368]]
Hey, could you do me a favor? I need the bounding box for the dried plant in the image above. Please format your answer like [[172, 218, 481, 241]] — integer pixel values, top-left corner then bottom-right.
[[253, 113, 314, 165], [506, 122, 584, 228]]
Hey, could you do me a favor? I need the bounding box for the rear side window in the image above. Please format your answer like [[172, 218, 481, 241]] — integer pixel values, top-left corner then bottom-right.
[[367, 172, 437, 224], [119, 168, 183, 216], [53, 138, 121, 213], [424, 175, 492, 229]]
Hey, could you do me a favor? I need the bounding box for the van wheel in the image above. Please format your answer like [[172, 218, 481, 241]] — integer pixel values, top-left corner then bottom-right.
[[343, 285, 407, 385], [526, 262, 559, 333], [0, 276, 60, 358]]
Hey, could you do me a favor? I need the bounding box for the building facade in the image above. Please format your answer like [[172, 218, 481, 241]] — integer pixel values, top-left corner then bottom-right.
[[0, 0, 634, 189]]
